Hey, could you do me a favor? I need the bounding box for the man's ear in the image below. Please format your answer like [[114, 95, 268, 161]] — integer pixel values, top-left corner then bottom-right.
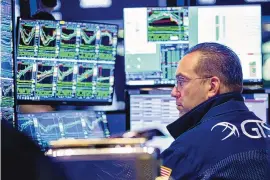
[[207, 76, 220, 98]]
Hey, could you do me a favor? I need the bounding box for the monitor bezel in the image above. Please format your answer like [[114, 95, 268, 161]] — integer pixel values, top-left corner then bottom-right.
[[15, 17, 119, 106]]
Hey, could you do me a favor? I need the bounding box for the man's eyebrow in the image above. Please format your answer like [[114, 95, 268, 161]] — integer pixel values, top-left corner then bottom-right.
[[175, 72, 185, 78]]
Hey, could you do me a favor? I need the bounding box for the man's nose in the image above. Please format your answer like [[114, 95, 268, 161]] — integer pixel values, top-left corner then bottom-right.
[[171, 86, 179, 98]]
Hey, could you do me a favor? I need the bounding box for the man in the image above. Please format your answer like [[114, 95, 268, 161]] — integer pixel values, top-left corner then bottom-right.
[[161, 42, 270, 180], [32, 0, 57, 20]]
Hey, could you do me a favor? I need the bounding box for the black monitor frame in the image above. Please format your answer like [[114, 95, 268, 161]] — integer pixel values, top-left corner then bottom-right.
[[15, 17, 118, 106]]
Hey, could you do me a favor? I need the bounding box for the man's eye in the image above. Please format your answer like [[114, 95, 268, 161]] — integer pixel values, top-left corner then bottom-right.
[[178, 81, 183, 87], [180, 81, 184, 86]]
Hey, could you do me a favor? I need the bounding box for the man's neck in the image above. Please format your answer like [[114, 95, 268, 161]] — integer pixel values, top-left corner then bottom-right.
[[167, 92, 244, 139]]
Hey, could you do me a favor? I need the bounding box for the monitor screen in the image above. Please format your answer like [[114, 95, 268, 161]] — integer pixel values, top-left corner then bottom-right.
[[124, 5, 262, 86], [0, 107, 15, 123], [16, 18, 118, 105], [1, 78, 14, 107], [1, 0, 15, 124], [17, 111, 110, 150], [243, 93, 269, 123], [129, 92, 178, 151]]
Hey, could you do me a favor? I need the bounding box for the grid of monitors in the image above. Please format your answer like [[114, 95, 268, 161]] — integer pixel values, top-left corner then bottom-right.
[[0, 0, 15, 124], [16, 19, 118, 105], [124, 5, 262, 86], [17, 111, 110, 150]]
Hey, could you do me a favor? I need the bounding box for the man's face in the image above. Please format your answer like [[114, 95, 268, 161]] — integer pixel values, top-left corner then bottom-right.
[[171, 52, 210, 116]]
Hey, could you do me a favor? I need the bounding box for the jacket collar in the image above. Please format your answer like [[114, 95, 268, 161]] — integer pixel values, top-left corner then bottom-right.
[[167, 92, 247, 139]]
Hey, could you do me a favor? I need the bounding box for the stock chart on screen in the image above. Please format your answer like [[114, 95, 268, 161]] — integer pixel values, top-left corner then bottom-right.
[[0, 0, 14, 124], [18, 111, 110, 150], [16, 19, 118, 104], [124, 5, 262, 86], [1, 79, 14, 108], [148, 7, 189, 42]]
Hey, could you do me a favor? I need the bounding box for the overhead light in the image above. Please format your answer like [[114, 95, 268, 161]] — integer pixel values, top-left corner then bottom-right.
[[79, 0, 112, 8], [197, 0, 216, 5]]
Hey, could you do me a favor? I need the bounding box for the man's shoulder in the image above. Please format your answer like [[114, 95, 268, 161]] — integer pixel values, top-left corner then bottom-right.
[[32, 11, 55, 20], [163, 108, 269, 163]]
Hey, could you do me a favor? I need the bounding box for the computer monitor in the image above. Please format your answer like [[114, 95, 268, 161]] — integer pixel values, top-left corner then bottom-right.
[[243, 93, 269, 123], [1, 0, 15, 124], [17, 111, 110, 150], [124, 5, 262, 86], [16, 18, 118, 105], [128, 91, 178, 151]]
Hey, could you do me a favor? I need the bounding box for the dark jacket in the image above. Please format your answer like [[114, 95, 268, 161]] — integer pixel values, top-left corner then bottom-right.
[[32, 11, 55, 20], [1, 120, 67, 180], [161, 92, 270, 180]]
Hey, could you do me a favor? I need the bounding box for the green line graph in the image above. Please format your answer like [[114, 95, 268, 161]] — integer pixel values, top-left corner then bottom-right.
[[37, 68, 54, 83], [57, 66, 74, 81], [39, 27, 57, 46], [17, 64, 33, 79], [77, 69, 93, 82], [19, 25, 36, 46]]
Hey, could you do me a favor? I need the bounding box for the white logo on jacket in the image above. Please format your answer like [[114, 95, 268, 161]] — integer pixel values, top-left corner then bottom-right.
[[211, 120, 270, 140]]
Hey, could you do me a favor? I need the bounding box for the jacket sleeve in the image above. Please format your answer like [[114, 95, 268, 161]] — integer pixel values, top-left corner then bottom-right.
[[161, 146, 197, 180]]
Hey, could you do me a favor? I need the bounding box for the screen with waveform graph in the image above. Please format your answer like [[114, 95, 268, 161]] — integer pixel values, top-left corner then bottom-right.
[[17, 111, 110, 150], [95, 65, 113, 100], [16, 60, 34, 99], [79, 24, 97, 60], [147, 7, 189, 42], [97, 25, 118, 61], [35, 61, 54, 99], [56, 62, 74, 98], [1, 78, 14, 107], [60, 23, 78, 59], [18, 21, 37, 57], [0, 107, 14, 124], [38, 22, 58, 58], [76, 63, 94, 99], [16, 18, 118, 105]]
